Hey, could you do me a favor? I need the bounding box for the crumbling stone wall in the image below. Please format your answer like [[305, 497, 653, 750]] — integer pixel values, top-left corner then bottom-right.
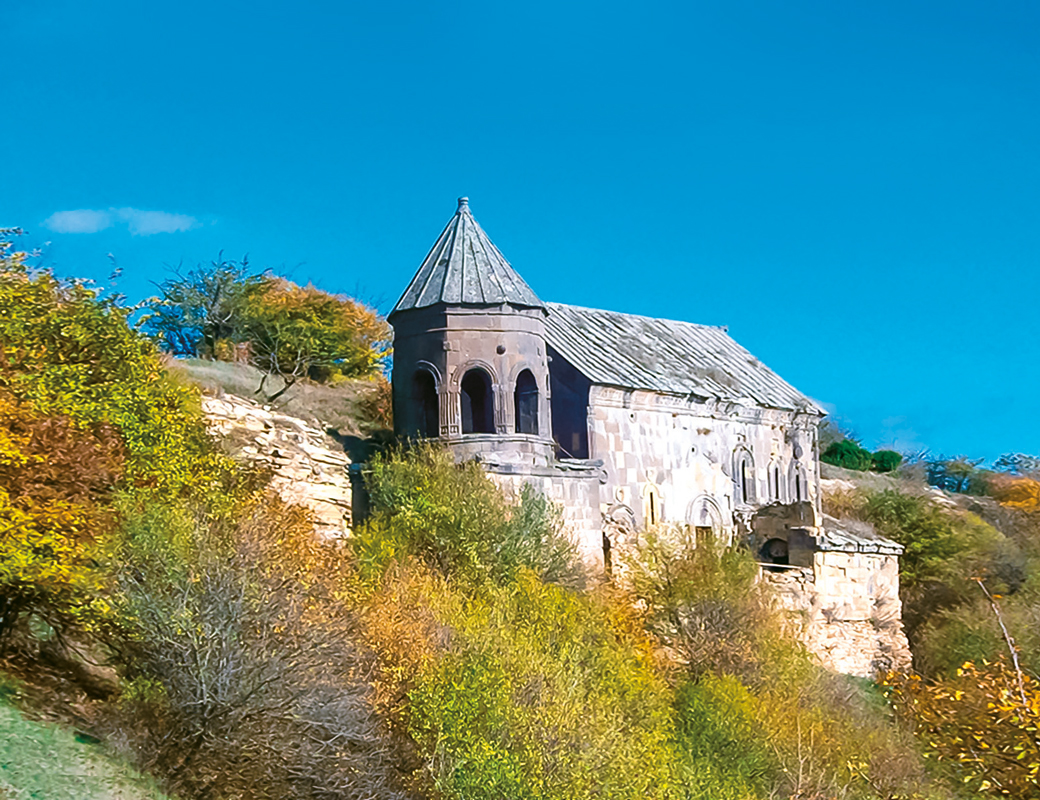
[[486, 464, 605, 566], [763, 554, 911, 677]]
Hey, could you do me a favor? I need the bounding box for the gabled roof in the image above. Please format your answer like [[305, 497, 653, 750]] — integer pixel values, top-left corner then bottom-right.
[[391, 197, 544, 316], [543, 302, 825, 414]]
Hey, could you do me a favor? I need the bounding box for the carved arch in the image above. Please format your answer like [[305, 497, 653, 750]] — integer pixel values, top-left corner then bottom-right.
[[449, 359, 499, 386], [732, 445, 756, 506], [414, 359, 443, 391], [686, 494, 724, 536], [506, 360, 539, 388]]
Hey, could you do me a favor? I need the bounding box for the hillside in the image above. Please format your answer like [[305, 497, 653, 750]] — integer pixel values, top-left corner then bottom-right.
[[0, 682, 170, 800], [2, 251, 1038, 799]]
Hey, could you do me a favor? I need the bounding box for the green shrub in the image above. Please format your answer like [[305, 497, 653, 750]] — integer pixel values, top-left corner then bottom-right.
[[870, 449, 902, 473], [673, 675, 775, 794], [404, 571, 684, 800], [358, 444, 582, 586], [821, 440, 874, 471]]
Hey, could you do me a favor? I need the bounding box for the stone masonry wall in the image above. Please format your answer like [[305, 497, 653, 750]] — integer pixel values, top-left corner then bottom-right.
[[763, 554, 911, 677], [589, 386, 820, 533], [487, 467, 605, 566]]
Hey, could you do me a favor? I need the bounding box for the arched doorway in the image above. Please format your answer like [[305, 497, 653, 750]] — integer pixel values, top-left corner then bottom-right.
[[514, 369, 538, 434], [413, 369, 439, 438], [461, 368, 494, 434]]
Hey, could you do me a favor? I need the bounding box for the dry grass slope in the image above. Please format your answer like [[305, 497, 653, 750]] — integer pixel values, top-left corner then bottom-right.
[[169, 358, 389, 437]]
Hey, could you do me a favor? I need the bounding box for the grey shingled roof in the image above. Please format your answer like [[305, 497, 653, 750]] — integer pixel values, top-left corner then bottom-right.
[[544, 302, 825, 413], [392, 198, 544, 315]]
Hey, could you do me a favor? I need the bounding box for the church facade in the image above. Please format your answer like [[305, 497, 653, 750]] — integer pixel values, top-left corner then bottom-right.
[[388, 198, 910, 675]]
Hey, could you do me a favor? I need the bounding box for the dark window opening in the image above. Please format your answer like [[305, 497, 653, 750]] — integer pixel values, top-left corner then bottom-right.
[[646, 486, 662, 526], [737, 454, 755, 504], [461, 368, 494, 434], [514, 369, 539, 434], [770, 464, 781, 501], [793, 469, 805, 503], [413, 370, 439, 438], [760, 537, 790, 569], [548, 345, 590, 459]]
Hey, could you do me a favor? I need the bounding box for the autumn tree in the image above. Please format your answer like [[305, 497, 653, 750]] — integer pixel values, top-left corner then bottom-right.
[[883, 659, 1040, 797], [239, 277, 391, 400], [0, 234, 224, 646]]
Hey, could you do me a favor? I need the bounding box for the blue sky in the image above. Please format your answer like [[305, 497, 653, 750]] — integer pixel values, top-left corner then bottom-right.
[[4, 0, 1038, 461]]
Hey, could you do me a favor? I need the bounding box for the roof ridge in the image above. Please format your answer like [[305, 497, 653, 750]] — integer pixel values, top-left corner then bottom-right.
[[546, 301, 725, 331]]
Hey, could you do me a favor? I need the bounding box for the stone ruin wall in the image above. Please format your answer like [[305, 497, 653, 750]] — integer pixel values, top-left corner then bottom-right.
[[763, 552, 911, 677], [486, 467, 605, 565]]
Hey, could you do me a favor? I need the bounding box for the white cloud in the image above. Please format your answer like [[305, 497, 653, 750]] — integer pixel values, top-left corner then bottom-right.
[[113, 207, 199, 235], [44, 207, 200, 236], [43, 208, 114, 234]]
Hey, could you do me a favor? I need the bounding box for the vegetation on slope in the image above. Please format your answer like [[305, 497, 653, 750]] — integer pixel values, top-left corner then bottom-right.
[[356, 446, 940, 800], [823, 460, 1040, 796]]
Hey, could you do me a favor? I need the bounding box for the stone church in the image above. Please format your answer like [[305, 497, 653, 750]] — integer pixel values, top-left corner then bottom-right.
[[389, 198, 910, 676]]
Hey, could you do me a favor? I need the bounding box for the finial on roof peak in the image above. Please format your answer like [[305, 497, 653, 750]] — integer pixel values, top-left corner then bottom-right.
[[457, 196, 469, 212]]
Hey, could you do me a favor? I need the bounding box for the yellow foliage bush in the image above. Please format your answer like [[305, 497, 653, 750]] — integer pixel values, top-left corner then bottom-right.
[[992, 476, 1040, 512], [883, 659, 1040, 797]]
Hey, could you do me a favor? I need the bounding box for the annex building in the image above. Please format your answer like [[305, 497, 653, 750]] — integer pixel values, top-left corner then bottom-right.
[[388, 198, 910, 676]]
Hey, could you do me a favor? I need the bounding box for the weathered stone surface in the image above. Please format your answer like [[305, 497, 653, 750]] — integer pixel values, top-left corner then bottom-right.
[[202, 393, 352, 537], [762, 553, 912, 677]]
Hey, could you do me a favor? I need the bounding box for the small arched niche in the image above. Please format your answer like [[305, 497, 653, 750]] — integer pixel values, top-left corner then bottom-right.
[[760, 537, 790, 568], [461, 368, 494, 434], [514, 369, 538, 435], [412, 369, 439, 438]]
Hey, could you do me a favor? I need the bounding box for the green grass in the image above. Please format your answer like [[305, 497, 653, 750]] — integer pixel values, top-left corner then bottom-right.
[[0, 696, 171, 800]]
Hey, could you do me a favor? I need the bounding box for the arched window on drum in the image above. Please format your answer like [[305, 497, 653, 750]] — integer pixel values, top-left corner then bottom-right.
[[513, 369, 538, 435], [461, 368, 494, 434], [412, 369, 439, 438]]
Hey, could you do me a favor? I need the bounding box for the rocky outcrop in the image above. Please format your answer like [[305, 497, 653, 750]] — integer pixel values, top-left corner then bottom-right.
[[201, 393, 354, 537]]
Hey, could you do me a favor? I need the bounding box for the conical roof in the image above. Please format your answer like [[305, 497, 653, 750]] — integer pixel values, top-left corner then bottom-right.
[[391, 198, 544, 316]]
